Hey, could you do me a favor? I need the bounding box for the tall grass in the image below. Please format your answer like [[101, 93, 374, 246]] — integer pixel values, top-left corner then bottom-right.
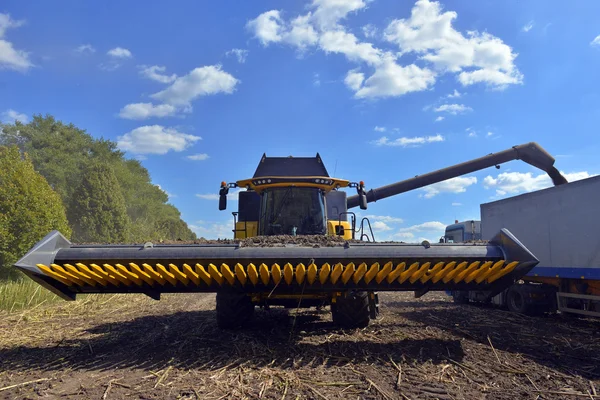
[[0, 278, 61, 312]]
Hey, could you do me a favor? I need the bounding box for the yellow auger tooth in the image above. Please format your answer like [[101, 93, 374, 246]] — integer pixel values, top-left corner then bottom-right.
[[182, 264, 201, 285], [259, 263, 270, 285], [247, 263, 259, 285], [51, 264, 85, 286], [208, 263, 224, 285], [143, 263, 166, 285], [475, 260, 504, 284], [63, 263, 97, 287], [129, 263, 154, 286], [399, 262, 420, 284], [409, 262, 431, 284], [331, 263, 343, 284], [76, 263, 108, 286], [116, 264, 144, 286], [464, 261, 493, 284], [376, 262, 393, 284], [307, 263, 317, 285], [234, 263, 247, 285], [220, 264, 236, 285], [431, 262, 456, 284], [195, 264, 212, 285], [453, 261, 480, 283], [319, 263, 331, 284], [283, 263, 294, 285], [365, 263, 380, 284], [386, 262, 405, 284], [487, 261, 519, 283], [169, 264, 189, 286], [92, 263, 122, 286], [156, 264, 177, 286], [341, 263, 355, 285], [272, 264, 282, 285], [296, 263, 306, 285], [442, 261, 467, 284], [420, 262, 444, 284], [353, 263, 367, 284], [37, 264, 73, 287]]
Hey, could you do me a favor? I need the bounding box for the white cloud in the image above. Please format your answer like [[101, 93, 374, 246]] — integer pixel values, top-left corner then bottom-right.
[[118, 103, 178, 120], [151, 65, 239, 107], [372, 221, 392, 232], [434, 103, 472, 115], [384, 0, 522, 89], [75, 44, 95, 54], [189, 221, 234, 239], [447, 89, 461, 98], [451, 202, 462, 206], [139, 65, 177, 84], [399, 221, 446, 232], [363, 215, 404, 224], [344, 69, 365, 91], [1, 109, 28, 124], [246, 10, 284, 46], [393, 232, 415, 240], [313, 73, 321, 86], [373, 134, 444, 147], [466, 127, 477, 137], [196, 188, 241, 201], [362, 24, 378, 39], [107, 47, 132, 58], [155, 184, 176, 199], [435, 116, 444, 122], [483, 171, 594, 196], [421, 176, 477, 198], [247, 5, 436, 99], [226, 48, 249, 63], [117, 125, 201, 155], [374, 126, 386, 132], [187, 153, 210, 161], [0, 13, 32, 71], [522, 21, 534, 33], [591, 35, 600, 47]]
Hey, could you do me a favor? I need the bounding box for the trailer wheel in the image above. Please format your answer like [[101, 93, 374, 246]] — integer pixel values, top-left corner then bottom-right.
[[452, 291, 470, 304], [506, 285, 543, 316], [216, 291, 255, 329], [331, 291, 370, 328]]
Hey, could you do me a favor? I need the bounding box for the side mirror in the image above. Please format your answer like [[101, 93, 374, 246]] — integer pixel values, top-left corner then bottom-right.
[[219, 184, 229, 211], [359, 192, 367, 210]]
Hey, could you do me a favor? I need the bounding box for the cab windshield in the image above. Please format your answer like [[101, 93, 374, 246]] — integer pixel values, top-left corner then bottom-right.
[[259, 187, 326, 236]]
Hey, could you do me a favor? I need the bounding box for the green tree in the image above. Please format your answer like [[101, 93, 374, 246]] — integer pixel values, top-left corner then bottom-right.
[[0, 145, 72, 279], [67, 162, 130, 243]]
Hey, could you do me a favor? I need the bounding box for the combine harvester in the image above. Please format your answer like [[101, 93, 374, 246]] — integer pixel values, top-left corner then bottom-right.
[[14, 142, 564, 328], [444, 175, 600, 317]]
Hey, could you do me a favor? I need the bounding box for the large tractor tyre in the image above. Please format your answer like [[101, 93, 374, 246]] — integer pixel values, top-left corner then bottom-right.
[[216, 291, 255, 329], [331, 291, 370, 329], [506, 285, 543, 316]]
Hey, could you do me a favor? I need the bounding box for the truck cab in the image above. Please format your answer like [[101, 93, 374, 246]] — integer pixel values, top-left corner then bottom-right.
[[442, 220, 481, 243]]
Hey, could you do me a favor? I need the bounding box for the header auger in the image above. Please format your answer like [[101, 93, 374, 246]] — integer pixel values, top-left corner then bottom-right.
[[15, 142, 566, 329]]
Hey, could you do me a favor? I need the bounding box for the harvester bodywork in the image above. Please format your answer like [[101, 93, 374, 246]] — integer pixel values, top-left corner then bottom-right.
[[14, 142, 564, 328]]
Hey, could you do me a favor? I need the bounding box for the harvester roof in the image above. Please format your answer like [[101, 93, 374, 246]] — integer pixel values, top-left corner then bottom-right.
[[253, 153, 330, 178]]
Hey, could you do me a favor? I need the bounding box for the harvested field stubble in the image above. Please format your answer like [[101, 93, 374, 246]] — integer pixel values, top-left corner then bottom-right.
[[0, 291, 599, 399]]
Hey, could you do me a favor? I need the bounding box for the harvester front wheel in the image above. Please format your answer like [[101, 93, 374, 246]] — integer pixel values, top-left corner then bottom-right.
[[331, 291, 370, 328], [216, 291, 255, 329]]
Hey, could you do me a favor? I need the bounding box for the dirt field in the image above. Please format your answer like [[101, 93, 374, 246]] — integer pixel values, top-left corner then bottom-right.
[[1, 291, 599, 400]]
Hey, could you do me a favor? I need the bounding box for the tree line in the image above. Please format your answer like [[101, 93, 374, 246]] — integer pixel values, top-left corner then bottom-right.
[[0, 115, 196, 279]]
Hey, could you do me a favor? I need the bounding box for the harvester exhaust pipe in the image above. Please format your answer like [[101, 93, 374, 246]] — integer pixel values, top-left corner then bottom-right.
[[347, 142, 568, 209], [15, 229, 538, 300]]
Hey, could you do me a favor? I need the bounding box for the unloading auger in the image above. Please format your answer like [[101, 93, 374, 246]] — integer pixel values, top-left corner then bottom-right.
[[14, 142, 565, 329]]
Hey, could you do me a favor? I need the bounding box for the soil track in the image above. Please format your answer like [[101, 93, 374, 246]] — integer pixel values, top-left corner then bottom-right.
[[1, 292, 599, 399]]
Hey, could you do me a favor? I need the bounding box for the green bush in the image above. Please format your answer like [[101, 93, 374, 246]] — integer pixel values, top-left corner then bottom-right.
[[0, 145, 72, 278]]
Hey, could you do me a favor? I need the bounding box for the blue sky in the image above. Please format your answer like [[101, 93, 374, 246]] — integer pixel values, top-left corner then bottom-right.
[[2, 0, 600, 242]]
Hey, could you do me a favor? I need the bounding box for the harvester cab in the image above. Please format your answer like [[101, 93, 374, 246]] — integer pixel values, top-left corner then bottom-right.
[[219, 153, 369, 241], [14, 142, 567, 329]]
